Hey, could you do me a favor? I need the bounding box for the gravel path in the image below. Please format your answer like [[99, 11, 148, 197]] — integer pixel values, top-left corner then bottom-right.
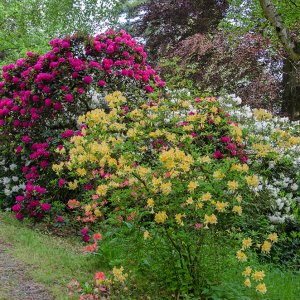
[[0, 242, 55, 300]]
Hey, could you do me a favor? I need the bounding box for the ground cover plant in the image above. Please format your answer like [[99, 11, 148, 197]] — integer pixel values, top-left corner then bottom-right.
[[0, 29, 299, 299]]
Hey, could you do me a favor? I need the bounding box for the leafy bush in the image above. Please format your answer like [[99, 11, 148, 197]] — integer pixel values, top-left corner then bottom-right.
[[54, 91, 275, 298], [219, 94, 300, 268], [0, 29, 164, 219]]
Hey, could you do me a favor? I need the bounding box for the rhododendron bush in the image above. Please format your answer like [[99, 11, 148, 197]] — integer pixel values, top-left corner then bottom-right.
[[0, 29, 164, 217]]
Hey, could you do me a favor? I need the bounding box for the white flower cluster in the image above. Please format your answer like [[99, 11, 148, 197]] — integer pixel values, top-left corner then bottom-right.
[[219, 94, 300, 225], [0, 159, 25, 197]]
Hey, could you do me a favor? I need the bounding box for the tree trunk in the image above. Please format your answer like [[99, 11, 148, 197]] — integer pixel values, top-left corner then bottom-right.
[[282, 59, 300, 120]]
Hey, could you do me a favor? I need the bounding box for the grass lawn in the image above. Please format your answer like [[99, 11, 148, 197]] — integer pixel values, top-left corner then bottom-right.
[[0, 212, 102, 300], [0, 211, 299, 299]]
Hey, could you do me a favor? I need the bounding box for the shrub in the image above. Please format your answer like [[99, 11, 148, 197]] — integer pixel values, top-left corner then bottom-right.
[[0, 29, 164, 219], [55, 91, 274, 297]]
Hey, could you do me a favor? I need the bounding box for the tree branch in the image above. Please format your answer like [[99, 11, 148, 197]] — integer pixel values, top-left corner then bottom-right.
[[259, 0, 300, 62]]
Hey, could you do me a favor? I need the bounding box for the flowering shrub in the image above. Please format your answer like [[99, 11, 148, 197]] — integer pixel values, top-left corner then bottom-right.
[[54, 91, 274, 297], [0, 29, 164, 219], [219, 94, 300, 267], [68, 267, 129, 299]]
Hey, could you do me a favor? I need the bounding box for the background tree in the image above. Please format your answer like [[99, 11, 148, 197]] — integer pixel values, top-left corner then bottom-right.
[[224, 0, 300, 118], [124, 0, 283, 111], [0, 0, 123, 66], [123, 0, 228, 59]]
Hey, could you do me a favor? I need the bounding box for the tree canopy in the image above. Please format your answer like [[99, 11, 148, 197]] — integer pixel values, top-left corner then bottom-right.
[[0, 0, 123, 65]]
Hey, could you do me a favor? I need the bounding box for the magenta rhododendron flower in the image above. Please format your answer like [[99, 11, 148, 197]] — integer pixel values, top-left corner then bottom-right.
[[220, 136, 231, 143], [65, 94, 73, 102], [98, 80, 106, 87], [83, 76, 92, 84], [15, 212, 23, 220], [82, 235, 90, 243], [41, 203, 51, 211], [15, 146, 23, 153], [12, 204, 22, 212], [56, 216, 64, 222], [61, 129, 74, 138], [213, 150, 224, 159], [58, 179, 66, 188], [81, 227, 89, 235], [16, 195, 24, 202]]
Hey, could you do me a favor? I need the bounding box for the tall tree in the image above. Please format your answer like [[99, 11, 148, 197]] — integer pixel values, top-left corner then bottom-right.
[[258, 0, 300, 118], [0, 0, 123, 65], [225, 0, 300, 118], [124, 0, 228, 59]]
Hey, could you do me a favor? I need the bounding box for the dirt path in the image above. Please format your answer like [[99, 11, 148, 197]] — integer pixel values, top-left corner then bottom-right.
[[0, 242, 55, 300]]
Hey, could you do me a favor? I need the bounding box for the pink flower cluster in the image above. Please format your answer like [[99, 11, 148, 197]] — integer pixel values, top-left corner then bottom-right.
[[0, 29, 165, 221]]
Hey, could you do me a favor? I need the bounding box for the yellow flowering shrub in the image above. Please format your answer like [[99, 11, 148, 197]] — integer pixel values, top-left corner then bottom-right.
[[55, 92, 273, 296]]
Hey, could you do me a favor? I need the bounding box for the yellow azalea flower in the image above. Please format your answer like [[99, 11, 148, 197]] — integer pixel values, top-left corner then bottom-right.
[[187, 181, 198, 193], [112, 266, 128, 283], [236, 250, 247, 262], [252, 143, 271, 157], [230, 163, 244, 172], [152, 177, 163, 188], [52, 162, 64, 174], [204, 214, 217, 225], [68, 180, 78, 190], [232, 205, 242, 215], [253, 108, 272, 121], [244, 278, 251, 288], [242, 238, 252, 249], [186, 197, 194, 205], [256, 283, 267, 294], [196, 202, 203, 209], [261, 240, 272, 253], [161, 182, 172, 195], [78, 115, 85, 124], [199, 156, 211, 163], [242, 164, 249, 172], [215, 201, 229, 212], [201, 192, 212, 201], [236, 195, 242, 202], [137, 166, 150, 177], [96, 185, 108, 196], [245, 175, 259, 187], [213, 170, 225, 179], [154, 211, 168, 224], [227, 180, 239, 191], [267, 233, 278, 243], [183, 125, 194, 131], [85, 204, 92, 212], [76, 168, 87, 177], [94, 209, 102, 217], [175, 213, 185, 226], [149, 129, 163, 138], [210, 106, 218, 113], [108, 158, 117, 167], [252, 271, 265, 281], [144, 230, 150, 240], [242, 266, 252, 277], [165, 133, 176, 143], [147, 198, 154, 207]]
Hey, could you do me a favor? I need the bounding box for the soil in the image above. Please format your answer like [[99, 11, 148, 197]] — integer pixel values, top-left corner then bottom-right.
[[0, 242, 55, 300]]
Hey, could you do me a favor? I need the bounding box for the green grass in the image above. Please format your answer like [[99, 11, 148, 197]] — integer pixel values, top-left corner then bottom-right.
[[0, 212, 102, 300], [0, 211, 299, 299]]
